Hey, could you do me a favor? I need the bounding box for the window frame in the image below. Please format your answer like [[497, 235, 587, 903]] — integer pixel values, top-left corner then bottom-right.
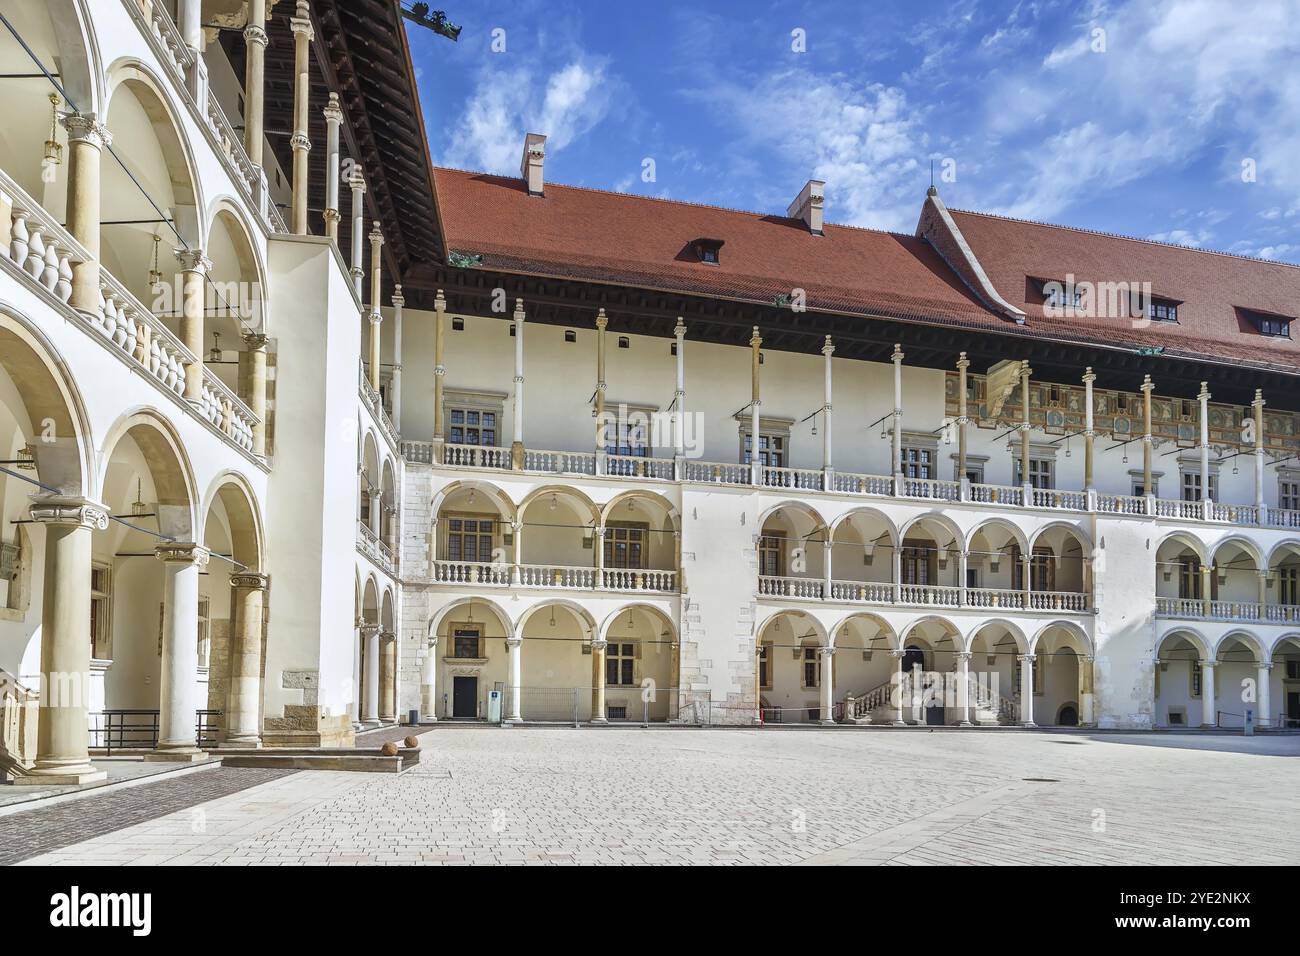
[[443, 388, 507, 447]]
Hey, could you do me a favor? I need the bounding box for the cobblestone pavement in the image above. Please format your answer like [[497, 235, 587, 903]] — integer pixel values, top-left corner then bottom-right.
[[0, 767, 297, 865], [14, 730, 1300, 865]]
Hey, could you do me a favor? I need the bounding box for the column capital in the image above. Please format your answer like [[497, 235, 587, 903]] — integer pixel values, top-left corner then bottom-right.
[[892, 343, 904, 363], [379, 630, 395, 641], [174, 248, 211, 275], [290, 1, 315, 39], [368, 310, 383, 325], [290, 132, 312, 152], [1017, 653, 1036, 663], [955, 651, 972, 662], [749, 326, 762, 348], [822, 334, 834, 357], [60, 112, 112, 149], [590, 638, 608, 651], [889, 648, 906, 659], [674, 316, 686, 337], [1201, 658, 1218, 668], [28, 496, 109, 531], [244, 24, 268, 47], [505, 635, 522, 648], [822, 644, 836, 656], [1082, 366, 1096, 385], [323, 91, 344, 124], [242, 331, 268, 351], [595, 307, 608, 331], [349, 167, 367, 193], [434, 289, 447, 313], [1140, 373, 1154, 393], [392, 285, 405, 308], [1252, 388, 1265, 410], [428, 636, 439, 648], [154, 542, 210, 568], [360, 622, 380, 637], [368, 223, 384, 246], [231, 570, 269, 590], [1258, 661, 1274, 672], [513, 298, 526, 321], [1198, 381, 1210, 401]]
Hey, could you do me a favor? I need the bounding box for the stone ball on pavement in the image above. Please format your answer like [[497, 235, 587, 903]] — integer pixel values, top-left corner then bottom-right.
[[381, 741, 399, 756], [403, 735, 420, 749]]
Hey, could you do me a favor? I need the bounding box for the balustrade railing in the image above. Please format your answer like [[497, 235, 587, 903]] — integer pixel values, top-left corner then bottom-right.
[[524, 448, 597, 475], [762, 465, 824, 490], [1157, 596, 1300, 623], [829, 580, 894, 603], [600, 568, 677, 592], [517, 564, 598, 589], [897, 584, 961, 607], [831, 471, 893, 495], [444, 444, 512, 469], [902, 477, 960, 501], [432, 560, 512, 586], [969, 483, 1024, 506], [967, 587, 1026, 609], [606, 454, 675, 479], [758, 575, 825, 599], [682, 460, 750, 484]]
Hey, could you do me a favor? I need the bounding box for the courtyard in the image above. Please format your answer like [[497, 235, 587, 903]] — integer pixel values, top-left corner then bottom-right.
[[4, 728, 1298, 866]]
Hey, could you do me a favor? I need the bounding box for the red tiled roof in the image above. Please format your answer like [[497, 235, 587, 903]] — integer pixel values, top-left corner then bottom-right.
[[430, 167, 1299, 374], [949, 209, 1300, 371], [432, 168, 999, 329]]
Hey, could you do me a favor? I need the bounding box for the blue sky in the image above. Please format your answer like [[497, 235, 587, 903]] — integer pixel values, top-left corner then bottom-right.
[[405, 0, 1300, 263]]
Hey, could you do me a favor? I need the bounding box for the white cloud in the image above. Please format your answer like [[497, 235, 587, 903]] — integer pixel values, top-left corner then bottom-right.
[[441, 59, 616, 173]]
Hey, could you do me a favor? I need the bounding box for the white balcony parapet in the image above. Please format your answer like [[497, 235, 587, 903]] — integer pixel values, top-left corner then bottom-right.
[[1031, 488, 1088, 511], [357, 520, 395, 573], [517, 564, 597, 589], [682, 460, 750, 484], [902, 477, 961, 502], [1156, 597, 1300, 623], [401, 440, 435, 464], [205, 93, 262, 209], [829, 580, 894, 603], [1095, 493, 1147, 515], [969, 483, 1024, 506], [831, 471, 893, 495], [444, 443, 511, 469], [432, 560, 511, 586], [759, 575, 826, 599], [523, 448, 597, 476], [600, 568, 677, 592], [606, 454, 675, 480], [897, 584, 961, 607], [966, 587, 1026, 610], [1029, 590, 1089, 612], [1155, 498, 1202, 520], [1266, 508, 1300, 529], [762, 465, 824, 490]]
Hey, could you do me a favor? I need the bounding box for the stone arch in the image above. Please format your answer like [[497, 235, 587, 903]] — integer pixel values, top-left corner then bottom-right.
[[1210, 535, 1265, 572], [1266, 540, 1300, 569], [1030, 620, 1092, 656], [965, 516, 1029, 556], [600, 489, 680, 528], [828, 506, 899, 543], [0, 304, 95, 496], [598, 603, 678, 645], [361, 575, 379, 625], [900, 615, 965, 658], [1270, 632, 1300, 657], [967, 618, 1029, 655], [830, 611, 897, 651], [1155, 529, 1208, 565], [1213, 630, 1264, 663], [203, 196, 269, 335], [1027, 520, 1093, 555], [97, 408, 198, 539], [756, 608, 829, 646], [516, 599, 599, 641], [1156, 627, 1210, 661], [428, 596, 513, 638], [517, 484, 601, 527], [198, 470, 264, 572], [381, 588, 395, 632], [756, 500, 827, 542], [431, 479, 517, 523]]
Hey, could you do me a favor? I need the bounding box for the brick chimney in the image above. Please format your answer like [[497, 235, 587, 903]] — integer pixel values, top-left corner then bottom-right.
[[520, 132, 547, 196], [787, 179, 825, 235]]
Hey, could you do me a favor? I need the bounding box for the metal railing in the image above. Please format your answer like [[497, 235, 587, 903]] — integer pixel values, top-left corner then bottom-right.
[[499, 686, 691, 723], [88, 709, 221, 754]]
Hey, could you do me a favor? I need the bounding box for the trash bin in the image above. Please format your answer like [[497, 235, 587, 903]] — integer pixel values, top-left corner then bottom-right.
[[407, 708, 419, 726]]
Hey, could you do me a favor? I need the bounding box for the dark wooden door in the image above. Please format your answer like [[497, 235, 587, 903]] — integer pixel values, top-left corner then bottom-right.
[[452, 676, 478, 719]]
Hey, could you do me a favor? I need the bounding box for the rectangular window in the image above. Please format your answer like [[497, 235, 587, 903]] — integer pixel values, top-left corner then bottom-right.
[[759, 643, 772, 690], [606, 642, 636, 686], [1181, 471, 1217, 502], [801, 646, 819, 689], [1148, 298, 1180, 323], [1280, 479, 1300, 512], [743, 432, 785, 467], [90, 563, 112, 660], [604, 420, 648, 457], [603, 523, 646, 570], [900, 445, 933, 479], [1278, 567, 1299, 606], [759, 531, 785, 577], [446, 517, 495, 563], [448, 407, 498, 447], [1178, 558, 1202, 600], [451, 626, 482, 660], [197, 598, 211, 671], [1014, 457, 1054, 489], [900, 539, 932, 586]]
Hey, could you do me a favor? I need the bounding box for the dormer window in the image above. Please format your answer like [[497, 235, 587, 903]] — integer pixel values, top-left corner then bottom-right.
[[1147, 297, 1180, 323], [1242, 308, 1293, 338], [691, 237, 724, 265], [1041, 280, 1082, 309]]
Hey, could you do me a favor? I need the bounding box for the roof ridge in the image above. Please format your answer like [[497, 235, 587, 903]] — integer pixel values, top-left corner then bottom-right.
[[948, 207, 1300, 270], [432, 165, 916, 240]]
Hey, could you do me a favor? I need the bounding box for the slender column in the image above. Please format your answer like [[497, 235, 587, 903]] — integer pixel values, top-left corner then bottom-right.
[[1252, 389, 1266, 514], [673, 318, 687, 475], [243, 333, 267, 457], [1082, 367, 1096, 493], [1021, 553, 1032, 609], [1198, 382, 1212, 510], [821, 336, 834, 485], [179, 0, 203, 50], [1257, 661, 1272, 728], [1141, 374, 1154, 499], [819, 646, 835, 725], [910, 662, 923, 723], [822, 538, 833, 602], [224, 572, 268, 747], [891, 546, 902, 604], [348, 169, 367, 298], [322, 93, 343, 241], [351, 621, 363, 729], [433, 290, 447, 455], [1019, 363, 1032, 496], [890, 649, 906, 725], [956, 651, 972, 726], [1201, 659, 1217, 727], [420, 637, 438, 722], [1200, 563, 1212, 617], [243, 0, 268, 169], [1079, 654, 1095, 726], [591, 638, 608, 723], [367, 224, 384, 392], [378, 631, 396, 721], [289, 1, 313, 235], [958, 549, 969, 606], [391, 286, 405, 430], [1018, 654, 1036, 727], [511, 299, 526, 468], [506, 636, 523, 721], [750, 326, 763, 485], [362, 624, 380, 725], [60, 114, 110, 315], [151, 543, 210, 759], [1258, 569, 1268, 606], [176, 250, 210, 402], [595, 308, 608, 460], [891, 345, 904, 491], [957, 352, 970, 494], [17, 499, 108, 786], [754, 643, 764, 725]]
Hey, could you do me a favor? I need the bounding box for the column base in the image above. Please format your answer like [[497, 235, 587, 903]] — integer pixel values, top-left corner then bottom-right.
[[361, 719, 381, 729], [218, 737, 263, 750], [590, 717, 608, 725], [957, 720, 973, 727], [13, 764, 107, 786], [144, 749, 208, 763], [1020, 721, 1037, 728], [819, 718, 837, 726], [891, 719, 907, 726]]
